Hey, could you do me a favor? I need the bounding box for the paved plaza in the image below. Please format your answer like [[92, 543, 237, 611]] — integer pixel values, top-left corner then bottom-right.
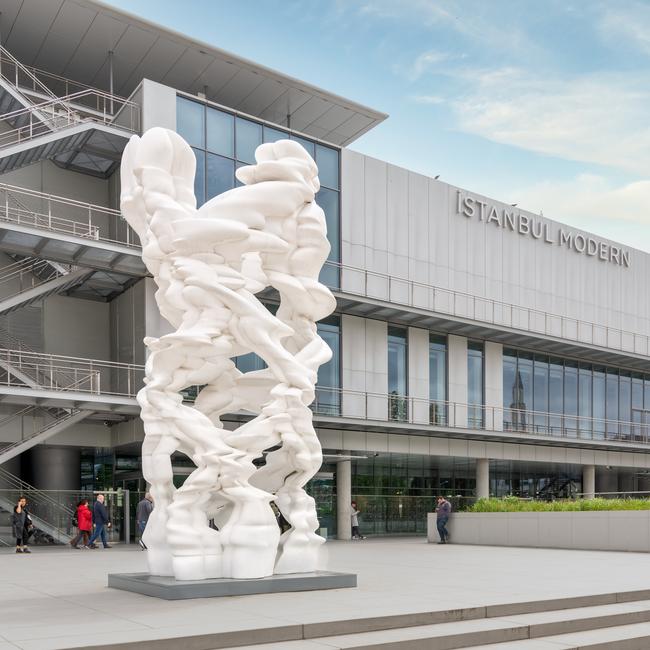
[[3, 538, 650, 649]]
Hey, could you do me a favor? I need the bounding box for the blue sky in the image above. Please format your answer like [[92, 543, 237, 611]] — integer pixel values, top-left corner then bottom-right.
[[106, 0, 650, 251]]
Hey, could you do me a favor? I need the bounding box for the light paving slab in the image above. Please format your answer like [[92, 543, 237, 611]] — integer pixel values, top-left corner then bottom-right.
[[3, 539, 650, 649]]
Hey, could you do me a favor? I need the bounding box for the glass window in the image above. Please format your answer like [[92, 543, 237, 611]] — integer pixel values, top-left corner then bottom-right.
[[206, 107, 234, 157], [467, 342, 484, 428], [564, 361, 578, 437], [177, 97, 205, 148], [549, 358, 564, 435], [317, 187, 340, 289], [206, 153, 235, 200], [429, 334, 447, 425], [619, 372, 632, 438], [235, 353, 265, 373], [291, 133, 315, 158], [388, 326, 408, 421], [316, 316, 340, 416], [632, 373, 644, 441], [593, 367, 606, 439], [517, 352, 533, 431], [316, 144, 339, 190], [606, 370, 619, 438], [235, 117, 263, 164], [502, 350, 517, 431], [263, 125, 288, 143], [533, 356, 549, 434], [192, 148, 206, 206], [578, 364, 592, 438]]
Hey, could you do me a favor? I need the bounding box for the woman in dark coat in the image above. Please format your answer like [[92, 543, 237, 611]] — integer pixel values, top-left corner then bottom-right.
[[11, 496, 32, 554], [70, 499, 92, 549]]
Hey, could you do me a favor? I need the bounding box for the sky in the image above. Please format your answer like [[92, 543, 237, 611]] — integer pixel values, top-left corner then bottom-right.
[[105, 0, 650, 252]]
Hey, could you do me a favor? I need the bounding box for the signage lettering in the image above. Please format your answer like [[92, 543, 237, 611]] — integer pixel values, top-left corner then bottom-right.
[[456, 191, 630, 268]]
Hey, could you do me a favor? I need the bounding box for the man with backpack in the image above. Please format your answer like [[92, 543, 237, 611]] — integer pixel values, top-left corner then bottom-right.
[[435, 496, 452, 544]]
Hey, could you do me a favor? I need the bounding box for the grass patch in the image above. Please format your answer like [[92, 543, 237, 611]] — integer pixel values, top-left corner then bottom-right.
[[469, 496, 650, 512]]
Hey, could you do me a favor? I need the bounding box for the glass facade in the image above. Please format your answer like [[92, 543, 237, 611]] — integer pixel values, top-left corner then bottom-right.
[[490, 460, 582, 498], [176, 95, 341, 288], [388, 326, 408, 421], [429, 334, 447, 424], [503, 348, 650, 441], [346, 452, 476, 535], [314, 315, 341, 415], [467, 341, 484, 427]]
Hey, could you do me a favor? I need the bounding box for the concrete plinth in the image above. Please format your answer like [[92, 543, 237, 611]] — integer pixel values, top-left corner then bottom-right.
[[108, 570, 357, 600]]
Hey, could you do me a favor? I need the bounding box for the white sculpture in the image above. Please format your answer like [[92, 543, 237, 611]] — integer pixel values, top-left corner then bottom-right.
[[120, 128, 335, 581]]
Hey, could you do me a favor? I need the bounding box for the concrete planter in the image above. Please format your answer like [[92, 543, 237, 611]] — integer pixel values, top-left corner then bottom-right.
[[427, 510, 650, 552]]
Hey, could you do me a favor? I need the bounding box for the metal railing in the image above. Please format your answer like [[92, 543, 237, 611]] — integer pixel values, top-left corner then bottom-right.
[[0, 47, 117, 109], [0, 348, 143, 397], [0, 257, 71, 298], [0, 88, 140, 149], [328, 260, 650, 357], [0, 183, 139, 247], [310, 386, 650, 446]]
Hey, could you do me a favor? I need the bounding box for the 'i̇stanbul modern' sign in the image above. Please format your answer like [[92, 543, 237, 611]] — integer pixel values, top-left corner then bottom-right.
[[456, 191, 631, 268]]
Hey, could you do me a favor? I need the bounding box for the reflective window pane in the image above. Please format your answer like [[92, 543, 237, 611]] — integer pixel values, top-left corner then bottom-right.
[[467, 342, 484, 428], [549, 358, 564, 435], [192, 147, 206, 206], [564, 361, 578, 437], [177, 97, 205, 148], [619, 372, 632, 437], [606, 370, 619, 438], [316, 317, 340, 416], [388, 326, 408, 421], [316, 144, 339, 190], [317, 187, 340, 289], [263, 125, 288, 143], [502, 350, 517, 431], [578, 365, 592, 438], [429, 334, 447, 425], [593, 367, 606, 439], [206, 107, 234, 157], [291, 134, 315, 158], [235, 117, 262, 164], [235, 353, 266, 373], [533, 356, 549, 434], [206, 153, 235, 200]]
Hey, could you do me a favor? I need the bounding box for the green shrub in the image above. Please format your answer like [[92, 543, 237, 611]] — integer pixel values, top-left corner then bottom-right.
[[468, 497, 650, 513]]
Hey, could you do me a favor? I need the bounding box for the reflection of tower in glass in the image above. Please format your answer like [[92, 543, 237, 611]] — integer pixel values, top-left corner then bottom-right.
[[510, 371, 527, 430]]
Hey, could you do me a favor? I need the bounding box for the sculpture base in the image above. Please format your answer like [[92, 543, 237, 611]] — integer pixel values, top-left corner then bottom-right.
[[107, 571, 357, 600]]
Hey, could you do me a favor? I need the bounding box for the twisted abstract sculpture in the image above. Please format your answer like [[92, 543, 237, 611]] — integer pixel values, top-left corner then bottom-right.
[[121, 128, 335, 581]]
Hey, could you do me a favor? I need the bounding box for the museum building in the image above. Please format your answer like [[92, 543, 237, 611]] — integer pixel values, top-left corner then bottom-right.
[[0, 0, 648, 542]]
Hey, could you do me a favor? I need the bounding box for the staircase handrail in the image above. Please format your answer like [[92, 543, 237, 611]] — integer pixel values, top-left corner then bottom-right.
[[0, 409, 83, 459], [0, 45, 68, 112], [0, 49, 130, 111], [0, 257, 69, 289], [0, 88, 139, 127], [0, 465, 74, 515]]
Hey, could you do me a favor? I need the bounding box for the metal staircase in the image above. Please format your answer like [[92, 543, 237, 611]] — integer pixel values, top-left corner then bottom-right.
[[0, 408, 89, 466], [0, 257, 93, 314], [0, 465, 74, 544], [0, 45, 139, 178]]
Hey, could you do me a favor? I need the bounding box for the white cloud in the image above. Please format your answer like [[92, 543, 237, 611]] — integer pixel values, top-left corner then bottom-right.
[[411, 94, 446, 104], [599, 2, 650, 56], [451, 67, 650, 176]]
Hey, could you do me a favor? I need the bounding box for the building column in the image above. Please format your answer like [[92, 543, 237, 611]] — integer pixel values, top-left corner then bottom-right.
[[447, 335, 468, 428], [23, 446, 81, 490], [336, 459, 352, 540], [484, 342, 503, 431], [582, 464, 595, 499], [476, 458, 490, 499]]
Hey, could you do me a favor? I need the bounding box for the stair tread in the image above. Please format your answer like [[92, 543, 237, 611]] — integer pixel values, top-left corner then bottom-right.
[[464, 620, 650, 649], [230, 601, 650, 649]]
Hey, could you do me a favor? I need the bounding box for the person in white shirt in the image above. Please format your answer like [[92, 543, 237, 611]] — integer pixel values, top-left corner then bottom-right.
[[351, 501, 366, 539]]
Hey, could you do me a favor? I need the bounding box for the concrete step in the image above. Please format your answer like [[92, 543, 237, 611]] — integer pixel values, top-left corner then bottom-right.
[[464, 621, 650, 649], [223, 599, 650, 650]]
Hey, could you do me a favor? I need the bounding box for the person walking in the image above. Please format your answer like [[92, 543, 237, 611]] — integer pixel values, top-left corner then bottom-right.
[[135, 493, 153, 550], [69, 499, 92, 549], [88, 494, 112, 549], [435, 496, 452, 544], [12, 496, 32, 554], [351, 500, 365, 539]]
